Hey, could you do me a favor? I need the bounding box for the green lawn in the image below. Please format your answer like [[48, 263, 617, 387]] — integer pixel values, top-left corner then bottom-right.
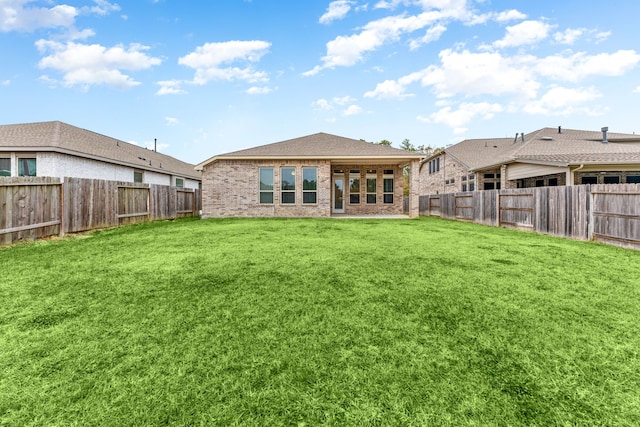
[[1, 217, 640, 426]]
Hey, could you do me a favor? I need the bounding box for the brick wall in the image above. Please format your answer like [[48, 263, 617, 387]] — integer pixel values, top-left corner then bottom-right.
[[201, 160, 406, 217], [420, 154, 470, 195]]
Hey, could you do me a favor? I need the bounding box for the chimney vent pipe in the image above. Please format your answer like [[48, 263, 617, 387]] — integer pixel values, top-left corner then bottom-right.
[[601, 127, 608, 144], [558, 126, 562, 134]]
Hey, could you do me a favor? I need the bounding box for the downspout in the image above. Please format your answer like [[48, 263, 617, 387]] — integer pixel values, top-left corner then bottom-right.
[[570, 164, 584, 186]]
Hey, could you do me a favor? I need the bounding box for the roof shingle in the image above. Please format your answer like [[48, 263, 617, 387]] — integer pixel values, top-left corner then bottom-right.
[[0, 121, 200, 179]]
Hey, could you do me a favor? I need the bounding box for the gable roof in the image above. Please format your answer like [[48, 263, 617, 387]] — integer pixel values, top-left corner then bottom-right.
[[433, 127, 640, 171], [0, 121, 200, 180], [196, 132, 423, 170]]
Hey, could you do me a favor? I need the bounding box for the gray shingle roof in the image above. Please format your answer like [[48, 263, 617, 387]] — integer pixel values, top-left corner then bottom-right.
[[437, 127, 640, 170], [196, 132, 423, 169], [0, 121, 200, 179]]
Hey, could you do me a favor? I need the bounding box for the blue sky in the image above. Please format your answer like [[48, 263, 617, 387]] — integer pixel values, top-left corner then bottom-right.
[[2, 0, 640, 164]]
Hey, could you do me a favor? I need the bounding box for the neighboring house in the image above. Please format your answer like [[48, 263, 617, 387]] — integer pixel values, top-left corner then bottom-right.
[[0, 121, 201, 189], [421, 126, 640, 194], [195, 132, 423, 218]]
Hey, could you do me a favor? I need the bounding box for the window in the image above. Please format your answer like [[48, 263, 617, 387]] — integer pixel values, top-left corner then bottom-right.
[[383, 170, 394, 204], [302, 167, 317, 204], [484, 182, 495, 190], [581, 176, 597, 184], [484, 173, 494, 179], [462, 184, 467, 192], [134, 170, 143, 183], [349, 170, 361, 204], [627, 175, 640, 183], [366, 169, 377, 204], [0, 158, 10, 176], [428, 157, 441, 174], [281, 167, 296, 204], [536, 179, 544, 187], [548, 178, 558, 186], [18, 158, 36, 176], [469, 174, 475, 180], [259, 168, 274, 204], [175, 178, 184, 188], [469, 183, 475, 191], [604, 175, 620, 184], [462, 175, 467, 182]]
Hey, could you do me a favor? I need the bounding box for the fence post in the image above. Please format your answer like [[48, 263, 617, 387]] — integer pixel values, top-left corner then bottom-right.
[[587, 184, 596, 241], [59, 180, 65, 237]]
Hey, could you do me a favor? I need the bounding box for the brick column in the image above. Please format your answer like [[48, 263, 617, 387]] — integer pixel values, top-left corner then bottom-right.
[[409, 159, 419, 218]]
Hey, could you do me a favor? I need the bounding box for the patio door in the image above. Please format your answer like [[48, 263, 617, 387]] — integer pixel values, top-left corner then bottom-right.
[[333, 177, 345, 214]]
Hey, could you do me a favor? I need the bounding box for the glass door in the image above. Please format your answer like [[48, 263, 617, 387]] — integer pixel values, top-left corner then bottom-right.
[[333, 177, 345, 213]]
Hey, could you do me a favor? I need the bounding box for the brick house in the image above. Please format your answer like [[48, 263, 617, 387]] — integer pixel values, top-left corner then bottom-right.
[[0, 121, 201, 189], [196, 133, 423, 218], [421, 126, 640, 194]]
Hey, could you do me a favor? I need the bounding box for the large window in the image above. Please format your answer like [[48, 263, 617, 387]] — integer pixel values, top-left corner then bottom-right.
[[281, 167, 296, 204], [175, 178, 184, 188], [134, 170, 143, 183], [302, 167, 317, 204], [627, 175, 640, 183], [259, 168, 274, 204], [0, 158, 10, 176], [18, 158, 36, 176], [366, 169, 377, 204], [428, 157, 440, 174], [383, 169, 394, 204], [349, 170, 360, 204]]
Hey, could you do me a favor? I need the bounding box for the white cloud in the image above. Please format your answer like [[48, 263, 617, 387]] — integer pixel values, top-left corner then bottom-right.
[[494, 9, 527, 22], [156, 80, 187, 95], [0, 0, 120, 32], [343, 104, 363, 116], [312, 96, 358, 110], [179, 40, 271, 84], [554, 28, 584, 45], [0, 1, 77, 32], [523, 86, 602, 116], [409, 23, 447, 50], [36, 40, 162, 89], [333, 95, 356, 105], [493, 20, 552, 49], [164, 117, 179, 126], [312, 98, 333, 110], [246, 86, 273, 95], [536, 50, 640, 82], [635, 86, 640, 94], [1, 79, 10, 86], [80, 0, 120, 16], [364, 78, 414, 99], [320, 0, 354, 24], [304, 9, 454, 75], [416, 49, 540, 99], [592, 31, 611, 44], [424, 101, 503, 129]]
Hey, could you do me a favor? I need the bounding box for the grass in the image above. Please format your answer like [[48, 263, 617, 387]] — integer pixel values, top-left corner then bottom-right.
[[1, 217, 640, 426]]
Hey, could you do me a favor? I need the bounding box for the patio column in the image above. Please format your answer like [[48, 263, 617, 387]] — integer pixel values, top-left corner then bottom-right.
[[409, 159, 419, 218]]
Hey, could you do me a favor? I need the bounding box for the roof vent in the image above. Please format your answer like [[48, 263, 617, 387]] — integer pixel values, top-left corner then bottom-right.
[[601, 127, 608, 144], [558, 126, 562, 134], [541, 136, 553, 141], [520, 133, 525, 143], [513, 132, 518, 143]]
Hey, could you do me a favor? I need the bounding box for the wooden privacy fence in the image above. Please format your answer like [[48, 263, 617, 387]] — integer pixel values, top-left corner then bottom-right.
[[1, 177, 201, 245], [421, 184, 640, 250]]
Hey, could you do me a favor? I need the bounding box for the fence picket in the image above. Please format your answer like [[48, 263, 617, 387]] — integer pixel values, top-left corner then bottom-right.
[[1, 177, 201, 244]]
